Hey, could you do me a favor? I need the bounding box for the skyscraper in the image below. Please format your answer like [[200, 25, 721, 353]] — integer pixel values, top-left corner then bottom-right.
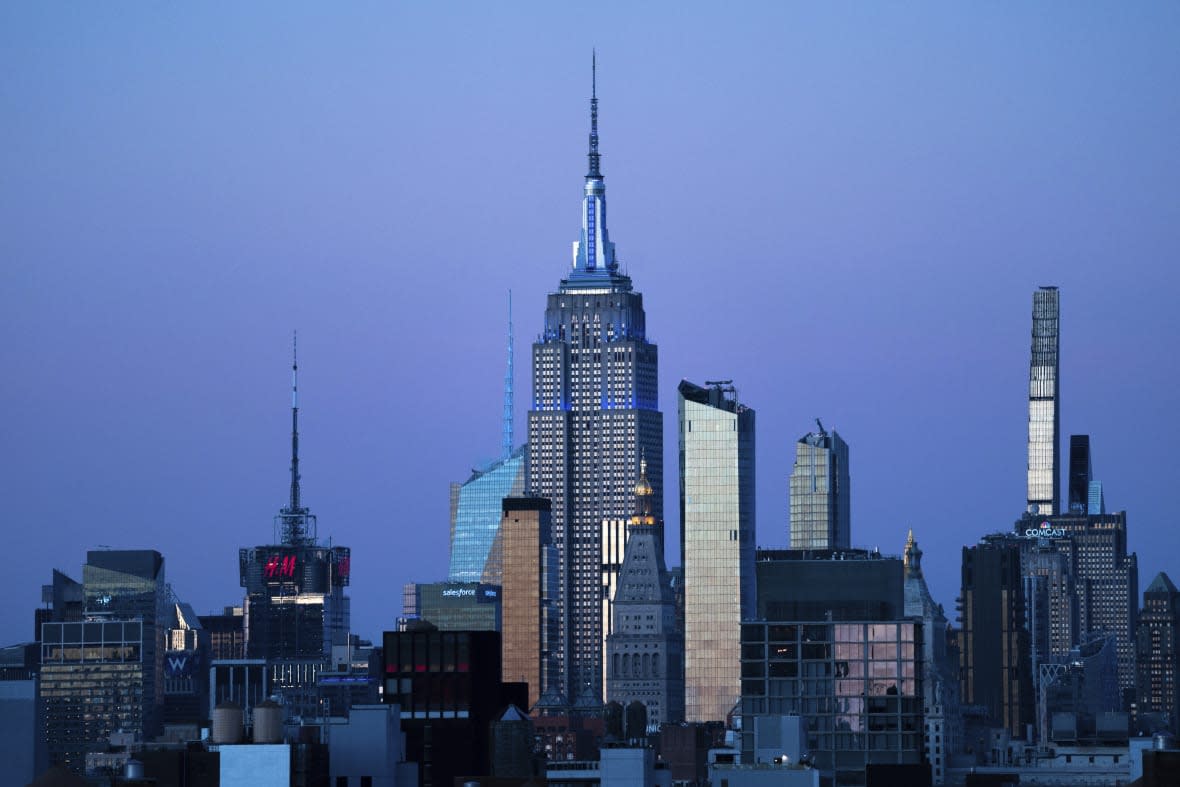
[[500, 496, 560, 709], [527, 58, 663, 702], [449, 294, 528, 585], [1068, 435, 1091, 515], [40, 550, 166, 775], [788, 420, 850, 550], [239, 341, 351, 664], [679, 379, 755, 723], [1014, 510, 1139, 694], [958, 538, 1034, 739], [1027, 286, 1060, 516], [1136, 573, 1180, 735]]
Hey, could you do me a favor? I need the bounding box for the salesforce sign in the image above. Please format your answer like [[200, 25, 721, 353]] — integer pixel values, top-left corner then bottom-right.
[[1024, 520, 1067, 539]]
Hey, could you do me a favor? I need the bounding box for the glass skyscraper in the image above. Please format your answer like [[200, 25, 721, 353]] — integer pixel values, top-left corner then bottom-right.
[[1027, 286, 1060, 516], [448, 447, 528, 584], [679, 379, 755, 723], [527, 62, 662, 702], [788, 421, 850, 550], [40, 550, 166, 776]]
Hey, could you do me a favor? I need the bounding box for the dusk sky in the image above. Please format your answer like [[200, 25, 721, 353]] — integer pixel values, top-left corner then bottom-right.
[[2, 3, 1178, 646]]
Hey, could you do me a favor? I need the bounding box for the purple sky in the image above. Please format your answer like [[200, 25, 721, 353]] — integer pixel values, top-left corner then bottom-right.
[[2, 4, 1178, 645]]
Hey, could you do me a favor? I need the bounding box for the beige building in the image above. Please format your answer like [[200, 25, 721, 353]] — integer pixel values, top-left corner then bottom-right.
[[679, 380, 756, 723], [500, 496, 555, 709]]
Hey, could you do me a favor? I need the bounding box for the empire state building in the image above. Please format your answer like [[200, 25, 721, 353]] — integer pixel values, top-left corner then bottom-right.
[[528, 59, 662, 703]]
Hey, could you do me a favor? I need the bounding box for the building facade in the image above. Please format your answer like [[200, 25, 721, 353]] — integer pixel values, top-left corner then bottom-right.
[[402, 582, 502, 632], [1026, 286, 1060, 516], [605, 459, 684, 728], [739, 620, 925, 784], [1015, 511, 1140, 694], [1136, 573, 1180, 735], [527, 66, 663, 702], [903, 531, 960, 784], [788, 421, 850, 550], [500, 496, 559, 709], [958, 539, 1034, 739], [448, 448, 528, 584], [40, 549, 166, 775], [680, 379, 755, 723]]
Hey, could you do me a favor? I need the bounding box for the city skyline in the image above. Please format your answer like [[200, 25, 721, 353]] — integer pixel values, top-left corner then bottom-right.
[[3, 4, 1179, 648]]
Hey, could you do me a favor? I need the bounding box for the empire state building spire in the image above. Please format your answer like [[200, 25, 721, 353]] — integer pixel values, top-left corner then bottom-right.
[[572, 51, 617, 275]]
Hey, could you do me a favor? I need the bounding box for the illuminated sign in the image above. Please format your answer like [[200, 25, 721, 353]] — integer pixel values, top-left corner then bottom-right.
[[1024, 520, 1067, 539], [442, 587, 475, 598], [264, 554, 298, 579], [337, 556, 350, 578]]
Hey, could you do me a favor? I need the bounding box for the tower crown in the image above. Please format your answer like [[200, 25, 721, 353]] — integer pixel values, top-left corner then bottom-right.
[[569, 52, 620, 280]]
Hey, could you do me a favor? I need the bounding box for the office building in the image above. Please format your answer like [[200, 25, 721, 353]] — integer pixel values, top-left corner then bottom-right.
[[0, 643, 39, 785], [739, 620, 925, 783], [527, 60, 663, 702], [449, 295, 528, 585], [401, 581, 501, 632], [1136, 573, 1180, 735], [38, 548, 170, 775], [958, 539, 1034, 739], [788, 421, 850, 550], [605, 458, 684, 727], [448, 448, 527, 584], [680, 379, 755, 723], [1015, 510, 1139, 693], [500, 496, 560, 709], [755, 547, 902, 622], [199, 606, 246, 660], [903, 531, 960, 784], [240, 345, 350, 663], [1026, 286, 1060, 516], [382, 630, 527, 787], [1068, 435, 1091, 514]]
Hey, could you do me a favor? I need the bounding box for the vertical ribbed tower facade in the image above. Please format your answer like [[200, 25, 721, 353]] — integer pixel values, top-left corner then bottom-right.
[[528, 58, 663, 703], [1027, 286, 1060, 516]]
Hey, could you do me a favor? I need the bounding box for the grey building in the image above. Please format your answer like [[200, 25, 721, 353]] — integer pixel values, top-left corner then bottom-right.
[[788, 421, 850, 550], [527, 65, 662, 702], [958, 538, 1034, 739], [1014, 511, 1139, 695], [1136, 573, 1180, 735], [605, 458, 684, 727], [1027, 286, 1060, 516], [39, 549, 166, 776], [903, 531, 960, 785], [680, 380, 755, 723]]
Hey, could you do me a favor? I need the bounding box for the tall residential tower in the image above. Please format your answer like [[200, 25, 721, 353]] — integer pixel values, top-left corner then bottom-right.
[[1027, 286, 1060, 516], [527, 59, 663, 702]]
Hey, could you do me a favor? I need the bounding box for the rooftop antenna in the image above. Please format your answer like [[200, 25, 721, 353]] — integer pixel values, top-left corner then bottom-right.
[[278, 332, 316, 545], [502, 290, 514, 459], [587, 49, 600, 178]]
